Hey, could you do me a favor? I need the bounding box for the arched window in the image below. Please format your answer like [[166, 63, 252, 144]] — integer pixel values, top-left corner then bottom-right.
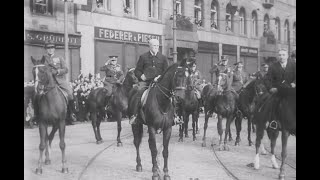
[[194, 0, 204, 27], [284, 19, 289, 43], [263, 14, 270, 34], [239, 7, 246, 35], [226, 3, 234, 32], [210, 0, 219, 30], [293, 22, 296, 44], [275, 17, 281, 41], [251, 11, 258, 37]]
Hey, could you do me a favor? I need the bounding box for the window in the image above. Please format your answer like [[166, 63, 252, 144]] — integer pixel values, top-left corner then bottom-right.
[[149, 0, 160, 19], [251, 11, 258, 37], [239, 7, 246, 35], [96, 0, 110, 10], [30, 0, 53, 16], [263, 14, 270, 35], [284, 20, 289, 43], [194, 0, 203, 27], [123, 0, 136, 16], [210, 0, 219, 30], [226, 3, 234, 32], [176, 0, 182, 15], [293, 22, 296, 44], [275, 17, 281, 41]]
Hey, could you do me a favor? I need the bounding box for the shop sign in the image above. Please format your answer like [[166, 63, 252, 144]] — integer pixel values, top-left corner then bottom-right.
[[222, 44, 237, 55], [25, 30, 81, 47], [240, 46, 258, 56], [95, 27, 161, 44]]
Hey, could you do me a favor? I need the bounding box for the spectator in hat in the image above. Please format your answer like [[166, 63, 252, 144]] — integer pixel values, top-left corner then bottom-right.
[[253, 63, 269, 79], [210, 55, 232, 85], [130, 38, 168, 124], [34, 39, 75, 125], [100, 55, 124, 97]]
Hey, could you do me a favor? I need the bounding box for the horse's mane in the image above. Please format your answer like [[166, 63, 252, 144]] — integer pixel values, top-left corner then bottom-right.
[[157, 63, 180, 82]]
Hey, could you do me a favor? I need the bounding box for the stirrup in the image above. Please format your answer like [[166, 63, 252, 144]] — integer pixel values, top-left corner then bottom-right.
[[268, 120, 278, 130]]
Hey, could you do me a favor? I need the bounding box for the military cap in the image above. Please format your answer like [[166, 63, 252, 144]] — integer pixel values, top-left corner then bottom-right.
[[44, 39, 56, 49], [186, 57, 196, 66], [109, 56, 118, 61], [221, 55, 229, 61], [234, 61, 244, 67], [261, 63, 269, 67]]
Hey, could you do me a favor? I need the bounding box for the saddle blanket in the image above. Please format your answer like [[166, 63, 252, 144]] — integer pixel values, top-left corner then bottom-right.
[[141, 87, 151, 107]]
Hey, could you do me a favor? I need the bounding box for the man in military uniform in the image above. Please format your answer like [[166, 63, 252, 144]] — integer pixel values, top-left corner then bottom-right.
[[187, 58, 203, 111], [100, 55, 124, 96], [130, 38, 168, 124], [232, 61, 249, 93], [210, 55, 232, 86], [253, 63, 269, 79], [34, 40, 75, 125]]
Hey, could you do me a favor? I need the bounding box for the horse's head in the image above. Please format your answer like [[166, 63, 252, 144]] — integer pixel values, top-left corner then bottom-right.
[[254, 77, 267, 96], [125, 67, 139, 85], [31, 56, 54, 95]]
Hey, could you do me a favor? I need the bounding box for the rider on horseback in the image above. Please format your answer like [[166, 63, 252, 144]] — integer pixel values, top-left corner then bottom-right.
[[100, 56, 124, 111], [129, 38, 168, 124], [34, 40, 75, 125], [186, 58, 203, 112], [210, 55, 232, 85]]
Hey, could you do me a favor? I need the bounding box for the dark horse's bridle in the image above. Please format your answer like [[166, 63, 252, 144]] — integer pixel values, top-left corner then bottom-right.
[[33, 64, 57, 96]]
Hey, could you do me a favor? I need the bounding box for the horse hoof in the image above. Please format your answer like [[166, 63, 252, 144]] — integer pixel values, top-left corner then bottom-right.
[[178, 138, 183, 142], [96, 140, 103, 144], [44, 159, 51, 165], [202, 142, 206, 147], [152, 175, 160, 180], [136, 165, 142, 172], [249, 142, 253, 146], [164, 175, 171, 180], [279, 174, 285, 180], [35, 168, 42, 174], [117, 142, 123, 147], [61, 167, 69, 173]]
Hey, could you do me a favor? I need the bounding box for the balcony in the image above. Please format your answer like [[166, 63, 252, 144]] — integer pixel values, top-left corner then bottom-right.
[[262, 0, 274, 9]]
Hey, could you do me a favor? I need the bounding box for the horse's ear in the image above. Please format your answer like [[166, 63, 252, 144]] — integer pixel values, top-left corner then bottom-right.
[[40, 56, 46, 64], [31, 56, 36, 65]]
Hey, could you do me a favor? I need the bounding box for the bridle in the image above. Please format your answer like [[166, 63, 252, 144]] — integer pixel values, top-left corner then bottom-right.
[[33, 64, 56, 95]]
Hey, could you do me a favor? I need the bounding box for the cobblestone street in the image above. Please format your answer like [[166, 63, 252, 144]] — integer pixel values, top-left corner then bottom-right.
[[24, 114, 296, 180]]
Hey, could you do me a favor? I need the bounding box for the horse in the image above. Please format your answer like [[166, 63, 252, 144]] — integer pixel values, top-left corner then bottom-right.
[[87, 68, 138, 145], [253, 84, 296, 180], [234, 77, 267, 146], [31, 56, 69, 174], [128, 61, 189, 180], [177, 74, 200, 142]]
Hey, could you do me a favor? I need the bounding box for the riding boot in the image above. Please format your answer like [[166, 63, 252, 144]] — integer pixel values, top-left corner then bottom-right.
[[66, 94, 76, 125]]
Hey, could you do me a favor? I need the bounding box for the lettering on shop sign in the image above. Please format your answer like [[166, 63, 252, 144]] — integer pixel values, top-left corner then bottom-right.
[[25, 30, 81, 47], [95, 27, 161, 44], [240, 46, 258, 56]]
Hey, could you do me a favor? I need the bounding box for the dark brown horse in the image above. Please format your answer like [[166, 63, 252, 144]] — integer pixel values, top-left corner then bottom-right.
[[234, 77, 267, 146], [177, 75, 200, 142], [253, 85, 296, 180], [128, 61, 189, 180], [87, 68, 138, 145], [31, 56, 69, 174]]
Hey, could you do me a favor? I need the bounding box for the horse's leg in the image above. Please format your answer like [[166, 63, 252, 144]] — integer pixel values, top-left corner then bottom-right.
[[202, 108, 209, 147], [184, 114, 189, 138], [45, 125, 58, 165], [116, 111, 123, 146], [59, 120, 68, 173], [267, 128, 280, 169], [252, 122, 256, 133], [192, 112, 197, 141], [254, 122, 265, 169], [178, 120, 183, 142], [36, 122, 47, 174], [132, 123, 143, 172], [148, 126, 160, 180], [279, 130, 290, 180], [217, 114, 224, 150], [162, 126, 172, 180], [247, 116, 253, 146], [228, 124, 233, 141], [235, 115, 242, 146], [96, 108, 104, 142], [223, 115, 233, 151], [90, 112, 100, 144]]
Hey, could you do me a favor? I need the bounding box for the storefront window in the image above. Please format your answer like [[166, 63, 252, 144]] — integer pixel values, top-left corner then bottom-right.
[[30, 0, 53, 16]]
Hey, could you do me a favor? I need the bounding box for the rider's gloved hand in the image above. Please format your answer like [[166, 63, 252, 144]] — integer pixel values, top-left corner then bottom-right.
[[154, 75, 161, 82]]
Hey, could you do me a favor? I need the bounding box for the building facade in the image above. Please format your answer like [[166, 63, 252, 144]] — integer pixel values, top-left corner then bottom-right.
[[24, 0, 296, 83]]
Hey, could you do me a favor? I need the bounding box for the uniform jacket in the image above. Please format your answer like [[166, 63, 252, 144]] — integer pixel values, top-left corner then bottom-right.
[[43, 54, 68, 85], [134, 51, 168, 82], [232, 70, 249, 92], [264, 61, 296, 90], [210, 64, 232, 85], [190, 70, 202, 90], [100, 63, 124, 84]]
